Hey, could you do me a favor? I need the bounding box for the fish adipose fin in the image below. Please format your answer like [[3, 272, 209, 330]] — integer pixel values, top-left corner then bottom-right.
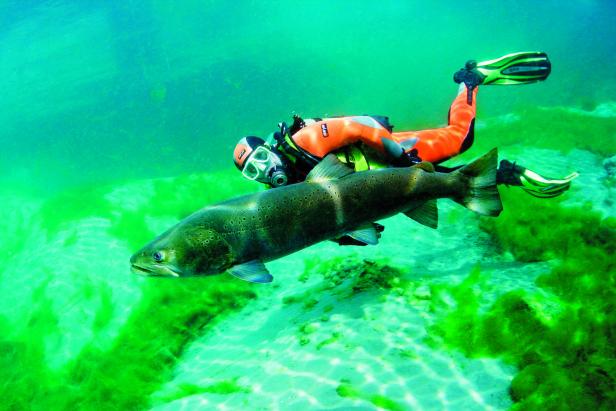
[[454, 148, 503, 217], [228, 260, 273, 283], [412, 161, 435, 173], [404, 200, 438, 229], [306, 154, 354, 183]]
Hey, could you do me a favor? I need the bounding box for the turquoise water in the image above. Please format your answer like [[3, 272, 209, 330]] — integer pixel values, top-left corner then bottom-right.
[[1, 1, 615, 410]]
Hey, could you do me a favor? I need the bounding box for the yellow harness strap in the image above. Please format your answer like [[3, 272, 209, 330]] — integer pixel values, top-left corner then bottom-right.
[[335, 145, 386, 171]]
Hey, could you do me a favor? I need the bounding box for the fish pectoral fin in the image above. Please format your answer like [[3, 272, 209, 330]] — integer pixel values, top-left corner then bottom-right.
[[345, 224, 381, 245], [306, 154, 354, 183], [404, 200, 438, 229], [228, 260, 273, 283]]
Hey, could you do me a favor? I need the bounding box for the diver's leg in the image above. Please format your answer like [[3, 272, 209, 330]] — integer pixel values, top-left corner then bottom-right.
[[392, 84, 477, 164]]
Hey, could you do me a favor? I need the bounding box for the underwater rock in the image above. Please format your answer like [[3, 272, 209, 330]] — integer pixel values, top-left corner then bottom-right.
[[413, 285, 432, 300], [591, 102, 616, 118], [603, 155, 616, 179]]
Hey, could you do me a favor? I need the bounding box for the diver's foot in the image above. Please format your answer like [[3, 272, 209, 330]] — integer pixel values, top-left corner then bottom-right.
[[497, 159, 579, 198], [453, 60, 486, 88], [496, 159, 523, 186], [454, 52, 552, 104], [393, 148, 422, 167], [453, 60, 486, 104]]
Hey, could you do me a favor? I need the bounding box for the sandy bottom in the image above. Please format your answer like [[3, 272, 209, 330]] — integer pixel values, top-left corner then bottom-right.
[[0, 145, 610, 411]]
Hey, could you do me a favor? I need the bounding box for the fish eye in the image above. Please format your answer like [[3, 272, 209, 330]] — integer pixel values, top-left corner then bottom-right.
[[153, 251, 164, 262]]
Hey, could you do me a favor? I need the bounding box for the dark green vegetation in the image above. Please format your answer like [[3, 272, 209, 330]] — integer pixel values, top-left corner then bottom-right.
[[283, 257, 410, 347], [64, 279, 256, 410], [284, 257, 406, 304], [1, 278, 256, 410], [429, 189, 615, 410], [1, 172, 260, 410], [158, 378, 251, 403], [284, 255, 440, 375], [336, 379, 405, 411]]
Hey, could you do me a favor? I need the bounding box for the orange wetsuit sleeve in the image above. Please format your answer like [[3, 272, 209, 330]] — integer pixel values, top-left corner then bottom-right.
[[290, 116, 392, 158], [391, 87, 477, 163]]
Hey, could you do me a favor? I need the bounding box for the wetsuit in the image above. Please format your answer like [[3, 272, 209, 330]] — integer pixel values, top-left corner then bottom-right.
[[286, 86, 476, 169]]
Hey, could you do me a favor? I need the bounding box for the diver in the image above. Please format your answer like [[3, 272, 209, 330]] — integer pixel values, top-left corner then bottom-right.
[[233, 51, 578, 230]]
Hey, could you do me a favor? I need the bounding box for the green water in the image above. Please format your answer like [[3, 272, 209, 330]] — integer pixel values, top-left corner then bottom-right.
[[1, 1, 614, 410]]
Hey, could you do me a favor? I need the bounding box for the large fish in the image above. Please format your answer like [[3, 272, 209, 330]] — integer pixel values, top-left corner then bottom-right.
[[130, 149, 502, 283]]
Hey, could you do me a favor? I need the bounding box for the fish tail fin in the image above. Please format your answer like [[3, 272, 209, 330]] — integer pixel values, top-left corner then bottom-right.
[[453, 148, 503, 216]]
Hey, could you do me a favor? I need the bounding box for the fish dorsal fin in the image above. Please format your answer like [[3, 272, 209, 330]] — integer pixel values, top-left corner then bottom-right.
[[412, 161, 435, 172], [228, 260, 273, 283], [404, 200, 438, 229], [346, 224, 380, 245], [306, 154, 354, 183]]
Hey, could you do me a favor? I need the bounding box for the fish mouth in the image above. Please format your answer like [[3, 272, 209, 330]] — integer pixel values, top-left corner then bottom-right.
[[130, 263, 181, 278]]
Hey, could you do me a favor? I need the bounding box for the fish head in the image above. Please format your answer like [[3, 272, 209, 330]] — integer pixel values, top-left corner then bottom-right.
[[130, 225, 233, 277], [130, 233, 183, 278]]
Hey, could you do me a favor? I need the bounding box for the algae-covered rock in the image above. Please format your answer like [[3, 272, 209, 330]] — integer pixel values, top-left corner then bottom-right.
[[283, 256, 408, 310]]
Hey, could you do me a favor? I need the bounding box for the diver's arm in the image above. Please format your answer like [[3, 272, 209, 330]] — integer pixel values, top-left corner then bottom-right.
[[392, 85, 477, 164], [291, 116, 394, 158]]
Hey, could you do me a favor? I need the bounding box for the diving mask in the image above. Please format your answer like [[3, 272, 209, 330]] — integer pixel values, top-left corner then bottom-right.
[[242, 146, 289, 187]]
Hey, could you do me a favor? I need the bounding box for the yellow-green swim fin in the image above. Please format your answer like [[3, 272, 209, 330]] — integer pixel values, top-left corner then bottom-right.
[[476, 51, 552, 85]]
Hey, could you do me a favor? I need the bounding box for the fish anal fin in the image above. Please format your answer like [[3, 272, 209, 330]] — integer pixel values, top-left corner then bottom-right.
[[404, 200, 438, 229], [345, 224, 380, 245], [228, 260, 273, 283], [306, 154, 354, 183]]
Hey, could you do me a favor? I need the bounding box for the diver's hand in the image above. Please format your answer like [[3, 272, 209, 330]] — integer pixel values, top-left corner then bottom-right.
[[392, 149, 422, 167], [288, 114, 305, 136]]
